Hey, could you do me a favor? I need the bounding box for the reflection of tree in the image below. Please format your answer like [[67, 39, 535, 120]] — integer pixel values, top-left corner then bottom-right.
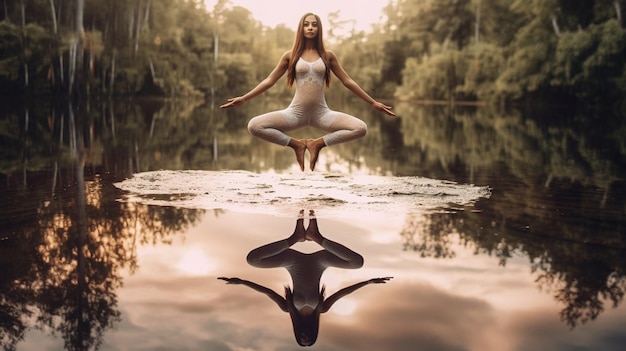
[[390, 103, 625, 188], [0, 103, 203, 350], [401, 171, 626, 329], [36, 137, 121, 351], [400, 212, 457, 259], [390, 102, 626, 327], [534, 243, 626, 328], [0, 236, 34, 351]]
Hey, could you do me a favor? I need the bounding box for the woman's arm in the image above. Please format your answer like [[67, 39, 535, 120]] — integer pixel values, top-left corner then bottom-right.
[[220, 50, 291, 109], [320, 277, 393, 313], [327, 50, 396, 116], [218, 277, 289, 312]]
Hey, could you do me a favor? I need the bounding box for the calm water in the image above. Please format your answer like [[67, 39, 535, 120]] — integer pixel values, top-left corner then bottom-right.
[[1, 97, 625, 351]]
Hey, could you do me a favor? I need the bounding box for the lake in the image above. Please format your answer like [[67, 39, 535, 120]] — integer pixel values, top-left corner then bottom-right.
[[1, 97, 625, 351]]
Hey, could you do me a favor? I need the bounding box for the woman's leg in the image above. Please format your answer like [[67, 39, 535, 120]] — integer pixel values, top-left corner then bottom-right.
[[246, 214, 306, 268], [247, 110, 296, 146], [247, 110, 307, 170], [307, 112, 367, 171]]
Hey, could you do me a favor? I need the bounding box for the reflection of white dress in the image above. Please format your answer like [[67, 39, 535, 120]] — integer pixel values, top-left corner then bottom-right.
[[247, 57, 367, 146], [246, 231, 363, 310]]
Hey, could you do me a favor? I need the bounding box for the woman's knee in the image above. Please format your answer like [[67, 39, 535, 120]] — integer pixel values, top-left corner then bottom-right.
[[355, 120, 368, 138], [247, 118, 262, 136], [246, 250, 264, 266]]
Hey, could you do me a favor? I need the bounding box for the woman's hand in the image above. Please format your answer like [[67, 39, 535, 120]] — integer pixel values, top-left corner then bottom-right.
[[218, 277, 244, 284], [219, 96, 246, 109], [372, 101, 397, 116], [368, 277, 393, 284]]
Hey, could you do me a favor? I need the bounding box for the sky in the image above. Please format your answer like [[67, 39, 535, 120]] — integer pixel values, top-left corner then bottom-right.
[[204, 0, 389, 33]]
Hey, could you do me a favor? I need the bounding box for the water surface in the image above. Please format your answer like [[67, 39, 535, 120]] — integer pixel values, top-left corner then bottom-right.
[[1, 98, 624, 350]]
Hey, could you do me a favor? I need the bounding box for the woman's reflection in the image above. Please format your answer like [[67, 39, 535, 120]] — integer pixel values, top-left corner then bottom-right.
[[218, 209, 392, 346]]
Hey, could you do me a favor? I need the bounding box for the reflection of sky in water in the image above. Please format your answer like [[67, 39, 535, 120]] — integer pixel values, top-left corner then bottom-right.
[[18, 166, 623, 351], [21, 209, 615, 351]]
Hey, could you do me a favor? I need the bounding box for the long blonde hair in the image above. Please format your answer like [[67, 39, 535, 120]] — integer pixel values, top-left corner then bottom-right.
[[287, 13, 331, 87]]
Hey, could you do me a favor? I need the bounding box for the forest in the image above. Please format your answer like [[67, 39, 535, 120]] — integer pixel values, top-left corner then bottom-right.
[[0, 0, 625, 109]]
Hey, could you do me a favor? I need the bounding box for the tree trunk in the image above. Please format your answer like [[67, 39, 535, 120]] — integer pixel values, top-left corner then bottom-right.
[[50, 0, 62, 93], [144, 0, 151, 29], [70, 0, 85, 96], [132, 0, 151, 58], [109, 52, 116, 96], [128, 6, 134, 41], [551, 14, 561, 36], [49, 0, 58, 34], [134, 0, 144, 56], [4, 0, 9, 22], [20, 0, 28, 87]]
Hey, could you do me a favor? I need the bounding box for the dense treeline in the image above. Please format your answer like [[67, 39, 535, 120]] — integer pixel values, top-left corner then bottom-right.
[[384, 0, 626, 107], [1, 0, 244, 98], [1, 0, 624, 108]]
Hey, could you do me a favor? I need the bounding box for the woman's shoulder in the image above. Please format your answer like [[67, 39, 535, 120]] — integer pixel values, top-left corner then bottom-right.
[[280, 50, 292, 60], [324, 50, 338, 60]]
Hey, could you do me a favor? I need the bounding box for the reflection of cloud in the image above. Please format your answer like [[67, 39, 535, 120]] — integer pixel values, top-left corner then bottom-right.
[[320, 281, 499, 351], [175, 248, 217, 276], [102, 308, 239, 351], [504, 307, 626, 351], [102, 211, 626, 350], [322, 281, 626, 351], [13, 330, 64, 351], [194, 340, 234, 351], [105, 296, 296, 351], [331, 298, 358, 316]]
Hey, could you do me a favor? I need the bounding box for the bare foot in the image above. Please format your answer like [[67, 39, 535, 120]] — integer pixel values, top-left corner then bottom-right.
[[292, 219, 307, 242], [305, 219, 324, 243], [305, 138, 326, 171], [288, 139, 307, 171], [288, 211, 307, 245]]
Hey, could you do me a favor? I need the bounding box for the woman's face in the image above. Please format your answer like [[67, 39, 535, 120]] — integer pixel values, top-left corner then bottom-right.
[[302, 15, 319, 39]]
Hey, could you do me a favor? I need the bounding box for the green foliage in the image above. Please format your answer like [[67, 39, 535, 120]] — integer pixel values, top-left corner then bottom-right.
[[387, 0, 625, 105], [0, 21, 22, 85], [550, 18, 626, 101], [396, 48, 462, 101], [0, 0, 624, 105], [0, 0, 267, 97], [584, 19, 626, 84], [217, 53, 255, 93], [458, 42, 506, 101], [554, 29, 596, 84]]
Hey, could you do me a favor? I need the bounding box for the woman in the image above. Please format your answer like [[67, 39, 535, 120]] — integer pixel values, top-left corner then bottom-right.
[[220, 13, 396, 171], [218, 210, 392, 346]]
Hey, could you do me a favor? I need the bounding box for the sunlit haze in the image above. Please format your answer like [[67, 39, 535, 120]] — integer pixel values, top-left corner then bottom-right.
[[205, 0, 388, 33]]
